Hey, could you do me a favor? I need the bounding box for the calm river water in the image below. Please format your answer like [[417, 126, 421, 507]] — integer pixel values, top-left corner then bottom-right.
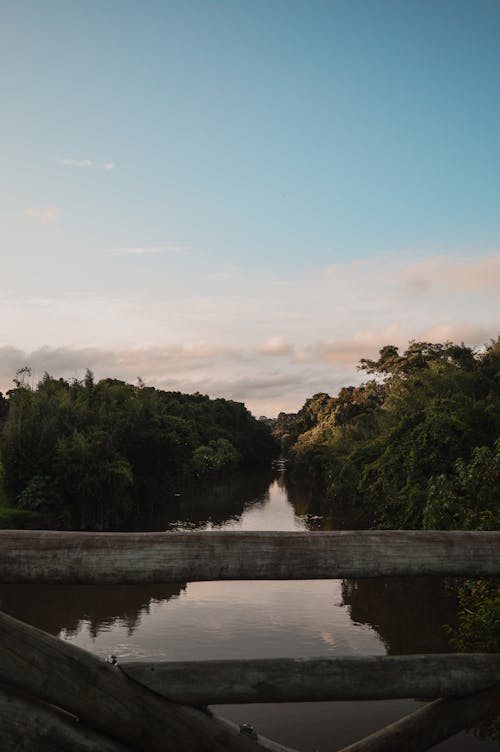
[[0, 467, 497, 751]]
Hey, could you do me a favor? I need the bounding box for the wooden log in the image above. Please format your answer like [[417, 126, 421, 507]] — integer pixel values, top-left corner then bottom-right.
[[0, 530, 499, 583], [0, 609, 268, 752], [120, 654, 500, 705], [0, 684, 132, 752], [213, 713, 301, 752], [337, 683, 500, 752]]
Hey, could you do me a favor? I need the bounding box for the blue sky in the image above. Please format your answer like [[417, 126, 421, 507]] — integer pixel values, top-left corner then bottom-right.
[[1, 1, 499, 414]]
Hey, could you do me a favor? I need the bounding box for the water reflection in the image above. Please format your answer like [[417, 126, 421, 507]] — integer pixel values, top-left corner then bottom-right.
[[341, 578, 457, 654], [0, 470, 459, 656], [0, 582, 186, 638], [2, 468, 495, 751], [128, 469, 276, 531]]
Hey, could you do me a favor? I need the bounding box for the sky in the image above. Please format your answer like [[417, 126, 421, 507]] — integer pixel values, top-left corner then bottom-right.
[[1, 0, 499, 416]]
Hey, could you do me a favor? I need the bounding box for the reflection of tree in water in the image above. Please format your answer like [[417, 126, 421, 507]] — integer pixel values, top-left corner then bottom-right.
[[341, 577, 459, 654], [131, 468, 276, 530], [0, 582, 186, 638], [284, 475, 372, 530]]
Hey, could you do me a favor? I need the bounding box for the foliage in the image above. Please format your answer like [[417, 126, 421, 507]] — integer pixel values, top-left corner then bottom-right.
[[286, 337, 500, 741], [0, 372, 278, 529], [446, 579, 500, 653], [287, 338, 500, 529], [192, 438, 240, 477], [423, 441, 500, 530]]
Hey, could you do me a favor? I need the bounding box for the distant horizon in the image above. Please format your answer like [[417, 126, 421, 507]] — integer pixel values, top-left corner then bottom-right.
[[1, 330, 497, 418], [2, 1, 499, 415]]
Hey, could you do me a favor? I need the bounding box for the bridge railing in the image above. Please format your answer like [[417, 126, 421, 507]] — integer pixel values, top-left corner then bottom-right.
[[0, 529, 499, 752]]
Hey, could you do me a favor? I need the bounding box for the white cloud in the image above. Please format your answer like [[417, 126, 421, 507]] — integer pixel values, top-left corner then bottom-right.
[[59, 158, 116, 171], [60, 158, 93, 168], [24, 204, 63, 225]]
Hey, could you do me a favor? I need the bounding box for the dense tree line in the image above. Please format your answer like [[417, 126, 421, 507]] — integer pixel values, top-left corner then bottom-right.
[[283, 338, 500, 667], [286, 339, 500, 530], [0, 370, 278, 529]]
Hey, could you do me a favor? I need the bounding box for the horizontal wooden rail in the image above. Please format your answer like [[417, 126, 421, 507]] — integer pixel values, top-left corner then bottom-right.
[[120, 654, 500, 705], [1, 530, 499, 583]]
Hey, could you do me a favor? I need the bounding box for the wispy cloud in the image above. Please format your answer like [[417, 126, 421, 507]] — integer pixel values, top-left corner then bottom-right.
[[59, 158, 116, 171], [106, 245, 189, 255], [404, 254, 500, 293], [24, 204, 63, 225], [60, 158, 93, 168]]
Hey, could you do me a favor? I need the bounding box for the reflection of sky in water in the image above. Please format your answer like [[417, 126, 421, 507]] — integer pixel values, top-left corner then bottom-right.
[[62, 579, 384, 663], [61, 477, 381, 661], [168, 479, 307, 531], [19, 473, 494, 752], [202, 480, 307, 531]]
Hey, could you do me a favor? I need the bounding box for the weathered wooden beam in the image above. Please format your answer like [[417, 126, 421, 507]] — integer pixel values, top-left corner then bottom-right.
[[0, 609, 268, 752], [0, 684, 133, 752], [213, 713, 301, 752], [0, 530, 498, 583], [337, 683, 500, 752], [120, 654, 500, 705]]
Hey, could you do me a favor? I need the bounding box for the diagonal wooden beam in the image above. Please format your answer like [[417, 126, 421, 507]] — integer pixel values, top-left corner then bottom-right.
[[0, 609, 273, 752], [0, 683, 133, 752], [336, 683, 500, 752]]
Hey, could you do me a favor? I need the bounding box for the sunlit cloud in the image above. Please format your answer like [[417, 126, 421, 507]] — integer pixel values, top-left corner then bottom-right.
[[404, 254, 500, 294], [258, 336, 294, 356], [419, 321, 496, 344], [0, 252, 498, 414], [23, 204, 63, 225]]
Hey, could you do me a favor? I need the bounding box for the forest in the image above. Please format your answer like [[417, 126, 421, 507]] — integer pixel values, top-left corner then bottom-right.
[[282, 338, 500, 532], [280, 338, 500, 662], [0, 369, 278, 530]]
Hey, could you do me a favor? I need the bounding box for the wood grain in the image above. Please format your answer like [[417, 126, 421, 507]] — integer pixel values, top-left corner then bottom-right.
[[121, 654, 500, 705], [1, 529, 498, 583]]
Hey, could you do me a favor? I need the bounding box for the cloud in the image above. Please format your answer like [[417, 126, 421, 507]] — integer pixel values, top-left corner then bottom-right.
[[0, 343, 333, 416], [312, 340, 381, 366], [257, 336, 293, 356], [0, 344, 244, 388], [60, 158, 93, 168], [418, 321, 496, 345], [1, 251, 498, 415], [59, 158, 116, 171], [106, 245, 189, 256], [405, 254, 500, 294], [24, 204, 63, 225]]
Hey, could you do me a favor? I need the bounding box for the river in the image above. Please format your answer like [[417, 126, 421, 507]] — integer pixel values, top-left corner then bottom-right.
[[0, 466, 497, 751]]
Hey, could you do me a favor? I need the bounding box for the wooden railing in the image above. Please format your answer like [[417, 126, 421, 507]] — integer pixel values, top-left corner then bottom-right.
[[0, 529, 499, 752]]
